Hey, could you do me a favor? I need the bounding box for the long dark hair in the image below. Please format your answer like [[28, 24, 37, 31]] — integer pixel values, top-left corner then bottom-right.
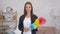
[[23, 2, 34, 17]]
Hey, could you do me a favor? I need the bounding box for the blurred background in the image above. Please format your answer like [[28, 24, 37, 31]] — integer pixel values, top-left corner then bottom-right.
[[0, 0, 60, 34]]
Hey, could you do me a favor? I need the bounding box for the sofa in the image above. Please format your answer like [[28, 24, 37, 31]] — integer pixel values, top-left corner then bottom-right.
[[36, 26, 56, 34]]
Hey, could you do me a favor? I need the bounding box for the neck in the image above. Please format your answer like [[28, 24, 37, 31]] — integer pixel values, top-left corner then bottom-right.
[[26, 13, 31, 18]]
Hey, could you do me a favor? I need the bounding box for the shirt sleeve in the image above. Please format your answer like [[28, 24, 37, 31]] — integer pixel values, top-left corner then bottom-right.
[[32, 15, 38, 31], [18, 16, 24, 31]]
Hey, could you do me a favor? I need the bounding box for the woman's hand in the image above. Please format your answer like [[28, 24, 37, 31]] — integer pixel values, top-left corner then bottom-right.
[[24, 28, 29, 32], [37, 26, 42, 31]]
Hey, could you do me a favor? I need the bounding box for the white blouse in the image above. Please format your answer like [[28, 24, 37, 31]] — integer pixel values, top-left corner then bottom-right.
[[23, 17, 32, 34]]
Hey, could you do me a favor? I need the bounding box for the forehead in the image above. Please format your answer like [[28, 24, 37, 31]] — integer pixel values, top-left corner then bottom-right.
[[26, 4, 31, 7]]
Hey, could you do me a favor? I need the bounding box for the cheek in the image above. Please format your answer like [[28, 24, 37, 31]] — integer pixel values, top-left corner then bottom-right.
[[29, 8, 31, 10], [26, 8, 28, 10]]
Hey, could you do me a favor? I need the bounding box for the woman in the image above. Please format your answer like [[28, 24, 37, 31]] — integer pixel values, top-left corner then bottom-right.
[[18, 2, 38, 34]]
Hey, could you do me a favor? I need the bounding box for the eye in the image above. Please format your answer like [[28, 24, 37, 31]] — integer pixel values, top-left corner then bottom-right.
[[29, 7, 31, 8]]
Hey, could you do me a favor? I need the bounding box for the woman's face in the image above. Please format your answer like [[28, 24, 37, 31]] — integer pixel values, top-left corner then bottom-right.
[[26, 4, 31, 13]]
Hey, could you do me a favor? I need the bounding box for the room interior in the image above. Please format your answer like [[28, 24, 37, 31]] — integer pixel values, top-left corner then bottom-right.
[[0, 0, 60, 34]]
